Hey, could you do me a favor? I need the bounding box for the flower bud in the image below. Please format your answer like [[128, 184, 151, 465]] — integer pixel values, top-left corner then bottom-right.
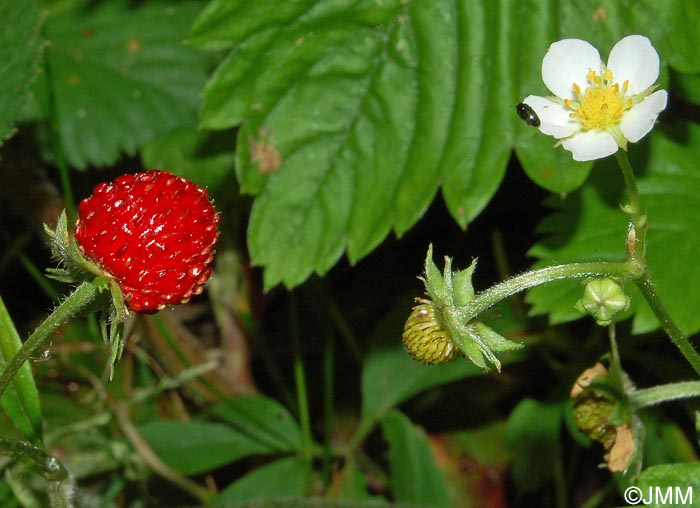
[[574, 278, 630, 326]]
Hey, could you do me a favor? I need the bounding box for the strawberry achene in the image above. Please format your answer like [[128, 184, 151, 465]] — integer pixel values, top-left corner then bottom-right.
[[74, 170, 219, 313]]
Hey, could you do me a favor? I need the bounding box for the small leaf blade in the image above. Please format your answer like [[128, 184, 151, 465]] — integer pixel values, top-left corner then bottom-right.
[[43, 0, 210, 169], [0, 295, 43, 443], [0, 0, 43, 145], [381, 410, 451, 507], [208, 394, 303, 453], [213, 456, 310, 503], [137, 420, 274, 475]]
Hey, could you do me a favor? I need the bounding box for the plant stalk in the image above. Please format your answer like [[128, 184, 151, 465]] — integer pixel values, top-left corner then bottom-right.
[[616, 151, 647, 261], [460, 261, 642, 322], [289, 292, 313, 459], [615, 151, 700, 375], [629, 381, 700, 408], [0, 438, 74, 508], [634, 274, 700, 375], [0, 282, 98, 401]]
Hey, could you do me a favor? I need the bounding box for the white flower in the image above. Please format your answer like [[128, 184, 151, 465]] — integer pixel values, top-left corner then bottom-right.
[[522, 35, 668, 161]]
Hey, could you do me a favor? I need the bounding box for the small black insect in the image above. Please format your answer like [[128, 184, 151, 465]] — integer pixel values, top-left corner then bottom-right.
[[516, 102, 540, 127]]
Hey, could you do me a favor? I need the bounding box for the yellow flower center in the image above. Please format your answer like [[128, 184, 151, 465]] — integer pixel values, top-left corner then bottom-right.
[[564, 69, 633, 131]]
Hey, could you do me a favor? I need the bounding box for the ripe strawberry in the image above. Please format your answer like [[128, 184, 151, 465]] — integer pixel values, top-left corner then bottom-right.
[[74, 170, 219, 313]]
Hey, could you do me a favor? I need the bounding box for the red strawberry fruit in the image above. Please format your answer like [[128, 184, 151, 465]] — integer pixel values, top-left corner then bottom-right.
[[74, 170, 219, 313]]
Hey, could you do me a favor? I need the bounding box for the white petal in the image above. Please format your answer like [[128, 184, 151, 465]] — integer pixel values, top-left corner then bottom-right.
[[620, 90, 668, 143], [523, 95, 579, 139], [561, 131, 618, 161], [607, 35, 660, 95], [542, 39, 602, 99]]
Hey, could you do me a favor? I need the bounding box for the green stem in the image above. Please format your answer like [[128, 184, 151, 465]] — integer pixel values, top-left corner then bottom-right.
[[615, 150, 700, 374], [553, 442, 567, 508], [0, 438, 74, 508], [629, 381, 700, 408], [616, 151, 647, 262], [289, 293, 312, 459], [322, 327, 334, 491], [635, 274, 700, 375], [616, 150, 641, 217], [113, 403, 211, 503], [0, 282, 98, 401], [457, 261, 642, 324]]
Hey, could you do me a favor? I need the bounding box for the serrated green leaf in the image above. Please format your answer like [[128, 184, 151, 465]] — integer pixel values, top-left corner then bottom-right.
[[0, 295, 43, 444], [526, 123, 700, 335], [0, 0, 43, 145], [380, 410, 451, 507], [42, 1, 210, 169], [213, 456, 310, 504], [137, 420, 273, 475], [208, 395, 303, 453], [192, 0, 520, 290], [191, 0, 689, 290]]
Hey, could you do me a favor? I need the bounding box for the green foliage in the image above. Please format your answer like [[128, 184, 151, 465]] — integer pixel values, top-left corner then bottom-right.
[[381, 410, 451, 507], [506, 399, 563, 493], [527, 124, 700, 335], [212, 457, 310, 504], [189, 0, 513, 289], [637, 463, 700, 508], [0, 296, 42, 443], [207, 395, 303, 453], [0, 0, 42, 146], [40, 0, 210, 169], [140, 126, 236, 193], [2, 0, 700, 506], [188, 0, 698, 291], [137, 420, 274, 475]]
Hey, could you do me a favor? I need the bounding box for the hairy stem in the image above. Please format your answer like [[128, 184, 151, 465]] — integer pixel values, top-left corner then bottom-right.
[[629, 381, 700, 408], [615, 151, 700, 374], [635, 275, 700, 375], [616, 151, 647, 262], [0, 282, 98, 401], [459, 261, 642, 323]]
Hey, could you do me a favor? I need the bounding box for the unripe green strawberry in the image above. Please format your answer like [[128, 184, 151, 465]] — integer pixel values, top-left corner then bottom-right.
[[402, 299, 458, 365], [74, 170, 219, 313]]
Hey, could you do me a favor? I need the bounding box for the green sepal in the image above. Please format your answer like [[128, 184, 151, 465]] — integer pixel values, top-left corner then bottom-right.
[[44, 210, 102, 282], [422, 244, 448, 304], [454, 332, 488, 370], [44, 210, 132, 379], [452, 260, 477, 307], [107, 316, 125, 381], [415, 245, 520, 372], [45, 267, 76, 284], [473, 322, 522, 353]]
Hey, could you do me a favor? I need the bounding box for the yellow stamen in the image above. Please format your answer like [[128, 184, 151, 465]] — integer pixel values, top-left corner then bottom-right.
[[565, 68, 633, 131]]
